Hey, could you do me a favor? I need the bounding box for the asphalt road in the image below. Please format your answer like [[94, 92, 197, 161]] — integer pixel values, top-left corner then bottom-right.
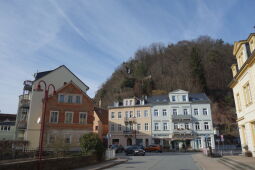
[[106, 152, 200, 170]]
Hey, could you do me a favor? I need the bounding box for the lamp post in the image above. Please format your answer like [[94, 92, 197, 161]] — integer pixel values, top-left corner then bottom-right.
[[35, 80, 56, 165]]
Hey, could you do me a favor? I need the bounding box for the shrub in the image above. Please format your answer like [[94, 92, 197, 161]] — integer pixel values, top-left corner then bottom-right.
[[80, 133, 105, 160]]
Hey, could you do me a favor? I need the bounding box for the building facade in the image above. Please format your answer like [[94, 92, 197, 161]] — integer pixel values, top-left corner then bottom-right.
[[149, 90, 215, 150], [23, 65, 91, 149], [0, 113, 16, 140], [108, 97, 152, 147], [44, 82, 94, 151], [94, 107, 109, 140], [229, 33, 255, 156]]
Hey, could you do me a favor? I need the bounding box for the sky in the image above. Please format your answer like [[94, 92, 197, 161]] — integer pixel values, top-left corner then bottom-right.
[[0, 0, 254, 114]]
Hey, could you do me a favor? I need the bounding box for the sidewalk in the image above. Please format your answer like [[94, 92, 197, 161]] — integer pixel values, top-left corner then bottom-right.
[[192, 153, 232, 170], [73, 158, 128, 170], [219, 156, 255, 170]]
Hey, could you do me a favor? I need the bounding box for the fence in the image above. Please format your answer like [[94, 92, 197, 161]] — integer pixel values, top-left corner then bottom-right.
[[203, 148, 242, 157]]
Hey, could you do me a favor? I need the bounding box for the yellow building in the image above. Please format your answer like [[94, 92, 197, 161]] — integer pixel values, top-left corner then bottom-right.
[[229, 33, 255, 156], [108, 97, 152, 147]]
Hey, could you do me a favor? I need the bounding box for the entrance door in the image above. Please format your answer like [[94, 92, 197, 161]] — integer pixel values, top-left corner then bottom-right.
[[127, 138, 132, 146], [145, 139, 149, 147]]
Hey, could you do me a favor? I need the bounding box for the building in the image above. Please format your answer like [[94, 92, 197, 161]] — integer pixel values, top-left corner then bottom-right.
[[0, 113, 16, 140], [108, 97, 152, 147], [93, 107, 108, 140], [15, 80, 32, 140], [108, 90, 215, 150], [149, 89, 215, 150], [229, 33, 255, 156], [23, 65, 92, 149], [44, 81, 94, 151]]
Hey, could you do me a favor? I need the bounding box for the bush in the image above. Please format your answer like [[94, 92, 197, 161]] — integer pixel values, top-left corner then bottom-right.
[[80, 133, 105, 160]]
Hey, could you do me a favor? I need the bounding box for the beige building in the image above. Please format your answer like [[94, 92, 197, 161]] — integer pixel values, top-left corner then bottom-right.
[[230, 33, 255, 156], [108, 97, 152, 147]]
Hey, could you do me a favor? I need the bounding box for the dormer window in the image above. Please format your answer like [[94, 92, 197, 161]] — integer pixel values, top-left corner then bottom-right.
[[182, 95, 187, 102], [172, 96, 176, 102]]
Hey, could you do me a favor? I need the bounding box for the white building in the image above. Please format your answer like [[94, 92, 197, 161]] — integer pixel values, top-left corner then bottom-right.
[[148, 89, 215, 150]]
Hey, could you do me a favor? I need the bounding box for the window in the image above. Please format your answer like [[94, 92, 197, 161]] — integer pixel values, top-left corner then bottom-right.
[[118, 112, 122, 119], [125, 111, 129, 118], [154, 109, 159, 117], [111, 112, 115, 119], [185, 123, 189, 130], [129, 111, 133, 117], [137, 124, 141, 131], [79, 112, 87, 124], [172, 96, 176, 101], [137, 110, 141, 118], [111, 124, 115, 132], [236, 93, 242, 111], [145, 123, 149, 131], [163, 123, 168, 131], [204, 122, 209, 130], [173, 109, 177, 115], [174, 123, 178, 129], [243, 83, 252, 106], [194, 109, 198, 115], [48, 135, 55, 144], [182, 95, 187, 101], [64, 135, 71, 144], [183, 109, 188, 115], [59, 94, 65, 103], [195, 122, 200, 130], [129, 100, 133, 106], [163, 109, 167, 116], [76, 96, 81, 104], [67, 95, 73, 103], [0, 125, 10, 131], [118, 124, 122, 131], [154, 123, 159, 131], [125, 100, 128, 106], [203, 109, 208, 115], [144, 110, 148, 117], [50, 111, 58, 123], [65, 112, 73, 123], [205, 137, 211, 147]]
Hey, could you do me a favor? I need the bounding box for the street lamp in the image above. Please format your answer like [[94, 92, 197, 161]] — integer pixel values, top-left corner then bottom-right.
[[35, 80, 56, 163]]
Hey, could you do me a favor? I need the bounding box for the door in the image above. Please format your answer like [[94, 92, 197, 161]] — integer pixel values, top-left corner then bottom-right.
[[127, 138, 132, 146]]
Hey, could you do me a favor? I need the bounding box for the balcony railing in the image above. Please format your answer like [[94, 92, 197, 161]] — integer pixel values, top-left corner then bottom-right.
[[124, 117, 137, 124], [172, 129, 196, 140], [172, 115, 192, 122]]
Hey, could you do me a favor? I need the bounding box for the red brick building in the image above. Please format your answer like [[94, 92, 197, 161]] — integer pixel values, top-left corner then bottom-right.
[[44, 81, 94, 151]]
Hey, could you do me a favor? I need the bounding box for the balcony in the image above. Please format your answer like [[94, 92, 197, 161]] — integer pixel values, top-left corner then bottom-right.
[[124, 117, 137, 124], [172, 129, 196, 140], [123, 130, 135, 137], [172, 115, 192, 122]]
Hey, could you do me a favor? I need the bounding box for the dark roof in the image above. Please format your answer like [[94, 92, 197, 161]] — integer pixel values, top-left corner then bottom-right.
[[189, 93, 210, 103], [34, 70, 53, 80], [94, 107, 108, 124], [147, 93, 210, 104], [0, 114, 16, 122], [147, 95, 169, 104]]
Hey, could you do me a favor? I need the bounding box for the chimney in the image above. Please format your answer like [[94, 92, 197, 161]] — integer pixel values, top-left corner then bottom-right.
[[99, 99, 102, 108]]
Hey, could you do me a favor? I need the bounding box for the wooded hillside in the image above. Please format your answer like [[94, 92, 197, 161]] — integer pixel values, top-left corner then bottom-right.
[[94, 36, 238, 136]]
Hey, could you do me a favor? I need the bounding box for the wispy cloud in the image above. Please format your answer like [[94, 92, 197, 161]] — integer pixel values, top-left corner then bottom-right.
[[0, 0, 253, 113]]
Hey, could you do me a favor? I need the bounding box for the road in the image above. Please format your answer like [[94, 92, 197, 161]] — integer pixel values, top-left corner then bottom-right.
[[106, 152, 200, 170]]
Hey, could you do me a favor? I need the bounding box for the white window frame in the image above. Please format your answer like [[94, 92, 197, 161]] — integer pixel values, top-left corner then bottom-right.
[[163, 123, 168, 131], [145, 123, 149, 131], [185, 123, 189, 130], [111, 124, 115, 132], [118, 112, 122, 119], [204, 122, 209, 130], [162, 109, 167, 116], [172, 96, 176, 102], [195, 122, 200, 130], [79, 112, 87, 124], [183, 109, 188, 115], [154, 109, 159, 117], [144, 110, 148, 117], [111, 112, 115, 119], [137, 110, 141, 118], [154, 123, 159, 131], [118, 124, 122, 131], [203, 108, 208, 115], [64, 134, 72, 144], [137, 123, 141, 131], [194, 109, 198, 115], [65, 111, 73, 124], [173, 109, 178, 115], [49, 111, 59, 123]]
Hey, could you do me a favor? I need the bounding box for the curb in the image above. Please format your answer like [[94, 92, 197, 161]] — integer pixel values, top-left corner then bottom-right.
[[91, 159, 128, 170]]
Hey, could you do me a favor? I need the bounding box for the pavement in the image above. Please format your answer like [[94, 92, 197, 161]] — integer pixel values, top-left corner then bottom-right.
[[219, 156, 255, 170], [74, 158, 128, 170]]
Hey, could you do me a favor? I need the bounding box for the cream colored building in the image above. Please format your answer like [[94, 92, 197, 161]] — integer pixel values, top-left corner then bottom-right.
[[108, 97, 152, 147], [230, 33, 255, 156]]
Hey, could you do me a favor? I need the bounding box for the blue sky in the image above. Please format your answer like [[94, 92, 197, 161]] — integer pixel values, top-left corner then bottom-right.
[[0, 0, 254, 113]]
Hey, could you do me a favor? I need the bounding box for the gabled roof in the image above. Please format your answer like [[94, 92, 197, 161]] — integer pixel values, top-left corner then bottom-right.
[[34, 65, 89, 90], [169, 89, 188, 94], [94, 107, 108, 124]]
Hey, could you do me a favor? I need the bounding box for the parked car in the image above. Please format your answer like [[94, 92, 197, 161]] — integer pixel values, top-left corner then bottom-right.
[[111, 144, 124, 153], [144, 145, 162, 152], [125, 145, 146, 156]]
